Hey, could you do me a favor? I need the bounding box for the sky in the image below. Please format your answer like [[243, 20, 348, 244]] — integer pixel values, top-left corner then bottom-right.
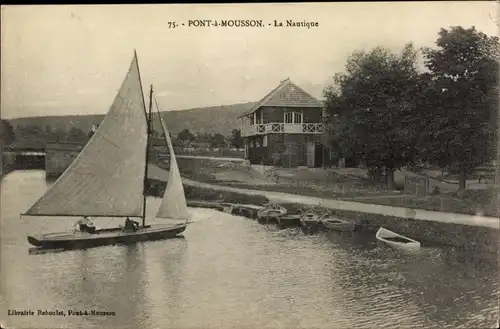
[[1, 2, 498, 119]]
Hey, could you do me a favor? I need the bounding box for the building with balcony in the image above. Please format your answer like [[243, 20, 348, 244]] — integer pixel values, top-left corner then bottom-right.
[[238, 78, 327, 168]]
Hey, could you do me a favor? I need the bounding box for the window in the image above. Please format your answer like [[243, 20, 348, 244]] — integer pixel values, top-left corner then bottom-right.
[[294, 112, 302, 124], [285, 111, 302, 124], [263, 135, 268, 147]]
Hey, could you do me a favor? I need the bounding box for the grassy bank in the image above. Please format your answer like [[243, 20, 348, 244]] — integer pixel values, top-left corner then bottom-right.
[[210, 182, 401, 198], [172, 159, 400, 197], [251, 184, 497, 217], [158, 157, 265, 185], [158, 158, 499, 218], [145, 178, 269, 205], [145, 178, 498, 253], [350, 189, 499, 217], [277, 202, 498, 253], [179, 173, 499, 217]]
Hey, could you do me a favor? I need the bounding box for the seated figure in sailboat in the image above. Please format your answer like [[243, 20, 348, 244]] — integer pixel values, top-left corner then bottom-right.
[[123, 217, 139, 232], [74, 217, 96, 234]]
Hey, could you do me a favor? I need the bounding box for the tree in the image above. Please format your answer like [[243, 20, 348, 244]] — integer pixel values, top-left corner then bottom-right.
[[15, 124, 45, 141], [67, 127, 88, 144], [0, 119, 15, 147], [45, 125, 55, 142], [44, 125, 53, 138], [195, 132, 211, 145], [177, 128, 195, 148], [209, 133, 226, 149], [421, 26, 499, 190], [230, 129, 244, 149], [323, 44, 422, 188], [51, 128, 68, 143]]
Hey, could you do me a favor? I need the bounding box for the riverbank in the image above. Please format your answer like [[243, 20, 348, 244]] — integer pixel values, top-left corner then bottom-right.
[[144, 169, 499, 253], [173, 159, 499, 218], [32, 150, 499, 252], [201, 181, 499, 217]]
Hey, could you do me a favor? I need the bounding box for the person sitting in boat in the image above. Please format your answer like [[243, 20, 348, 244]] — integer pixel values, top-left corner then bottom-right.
[[74, 217, 96, 233], [123, 217, 139, 232]]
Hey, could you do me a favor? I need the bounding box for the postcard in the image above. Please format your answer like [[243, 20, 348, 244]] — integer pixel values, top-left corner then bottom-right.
[[1, 3, 498, 329]]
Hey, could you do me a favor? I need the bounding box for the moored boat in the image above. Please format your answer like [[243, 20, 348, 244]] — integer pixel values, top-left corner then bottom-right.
[[232, 204, 263, 219], [299, 210, 321, 227], [375, 227, 421, 250], [22, 51, 191, 251], [276, 214, 301, 228], [257, 204, 287, 222], [320, 214, 356, 232]]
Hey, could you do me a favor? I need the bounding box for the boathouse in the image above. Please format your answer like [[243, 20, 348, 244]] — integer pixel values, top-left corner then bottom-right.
[[238, 78, 327, 168]]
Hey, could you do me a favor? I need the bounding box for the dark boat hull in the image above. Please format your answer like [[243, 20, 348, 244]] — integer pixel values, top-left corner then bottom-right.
[[276, 215, 301, 228], [27, 223, 186, 250], [321, 219, 356, 232]]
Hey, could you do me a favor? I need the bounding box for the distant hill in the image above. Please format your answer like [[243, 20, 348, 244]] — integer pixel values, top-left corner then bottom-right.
[[7, 102, 255, 137]]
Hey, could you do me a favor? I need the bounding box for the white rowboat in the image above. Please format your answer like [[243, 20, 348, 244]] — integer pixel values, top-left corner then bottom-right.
[[375, 227, 421, 250]]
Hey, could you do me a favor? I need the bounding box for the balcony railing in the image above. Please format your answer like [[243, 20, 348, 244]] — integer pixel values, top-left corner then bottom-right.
[[241, 122, 325, 137]]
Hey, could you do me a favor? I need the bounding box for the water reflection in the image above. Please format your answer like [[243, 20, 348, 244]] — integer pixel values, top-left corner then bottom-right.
[[1, 170, 499, 329], [144, 237, 188, 328]]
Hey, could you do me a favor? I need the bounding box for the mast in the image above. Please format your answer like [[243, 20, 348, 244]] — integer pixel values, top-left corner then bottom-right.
[[134, 49, 153, 227], [142, 84, 154, 227]]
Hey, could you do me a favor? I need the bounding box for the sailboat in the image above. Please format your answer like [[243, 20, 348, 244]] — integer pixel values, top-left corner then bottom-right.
[[22, 51, 191, 251]]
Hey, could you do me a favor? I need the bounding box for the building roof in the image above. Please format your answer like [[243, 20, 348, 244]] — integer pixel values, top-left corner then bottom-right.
[[238, 78, 324, 118]]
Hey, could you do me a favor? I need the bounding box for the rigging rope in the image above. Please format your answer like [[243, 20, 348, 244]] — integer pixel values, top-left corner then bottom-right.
[[101, 217, 115, 229]]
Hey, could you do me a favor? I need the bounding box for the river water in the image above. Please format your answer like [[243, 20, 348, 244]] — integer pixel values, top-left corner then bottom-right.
[[1, 170, 498, 329]]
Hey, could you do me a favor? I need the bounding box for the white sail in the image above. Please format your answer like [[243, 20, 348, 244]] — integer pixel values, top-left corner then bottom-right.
[[24, 54, 148, 217], [155, 112, 190, 221]]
